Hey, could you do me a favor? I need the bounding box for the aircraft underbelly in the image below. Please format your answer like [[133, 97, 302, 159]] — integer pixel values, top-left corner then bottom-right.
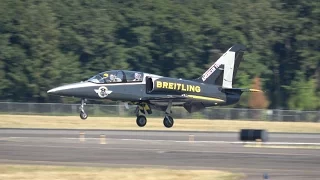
[[149, 100, 187, 106]]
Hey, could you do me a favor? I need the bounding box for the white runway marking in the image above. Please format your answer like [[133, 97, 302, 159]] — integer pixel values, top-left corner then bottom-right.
[[0, 142, 319, 157], [4, 136, 320, 146]]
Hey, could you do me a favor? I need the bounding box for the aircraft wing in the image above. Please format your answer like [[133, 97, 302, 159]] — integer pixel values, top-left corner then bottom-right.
[[140, 95, 188, 101], [222, 88, 263, 92], [141, 94, 225, 102]]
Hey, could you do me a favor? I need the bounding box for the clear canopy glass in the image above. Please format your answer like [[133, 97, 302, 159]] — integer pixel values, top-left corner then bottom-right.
[[87, 70, 144, 84]]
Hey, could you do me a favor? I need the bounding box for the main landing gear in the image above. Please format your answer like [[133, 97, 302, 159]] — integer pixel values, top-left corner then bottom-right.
[[79, 99, 88, 120], [163, 100, 174, 128], [135, 101, 174, 128], [135, 104, 149, 127], [77, 99, 175, 128], [136, 115, 147, 127], [163, 115, 174, 128]]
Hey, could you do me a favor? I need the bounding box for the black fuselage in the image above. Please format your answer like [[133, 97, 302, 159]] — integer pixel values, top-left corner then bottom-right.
[[48, 76, 241, 109]]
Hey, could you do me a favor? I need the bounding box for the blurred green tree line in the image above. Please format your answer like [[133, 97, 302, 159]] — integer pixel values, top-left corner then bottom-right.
[[0, 0, 319, 110]]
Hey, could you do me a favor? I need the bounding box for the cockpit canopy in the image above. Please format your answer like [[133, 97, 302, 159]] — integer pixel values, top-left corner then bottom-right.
[[87, 70, 144, 84]]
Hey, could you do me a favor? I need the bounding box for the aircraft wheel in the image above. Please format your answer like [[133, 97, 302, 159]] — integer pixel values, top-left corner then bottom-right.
[[163, 115, 174, 128], [80, 111, 88, 120], [136, 115, 147, 127]]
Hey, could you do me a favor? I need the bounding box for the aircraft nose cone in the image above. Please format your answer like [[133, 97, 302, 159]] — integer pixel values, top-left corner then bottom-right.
[[47, 87, 66, 95], [47, 83, 82, 96], [47, 88, 59, 94], [47, 82, 94, 97]]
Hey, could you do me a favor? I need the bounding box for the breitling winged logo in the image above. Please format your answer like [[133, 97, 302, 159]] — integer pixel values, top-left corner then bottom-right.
[[94, 86, 113, 98]]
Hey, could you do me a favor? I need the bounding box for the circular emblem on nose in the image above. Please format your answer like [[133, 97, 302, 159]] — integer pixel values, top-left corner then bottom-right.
[[94, 86, 112, 98]]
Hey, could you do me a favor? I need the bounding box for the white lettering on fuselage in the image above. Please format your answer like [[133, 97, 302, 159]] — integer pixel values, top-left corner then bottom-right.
[[202, 63, 220, 81]]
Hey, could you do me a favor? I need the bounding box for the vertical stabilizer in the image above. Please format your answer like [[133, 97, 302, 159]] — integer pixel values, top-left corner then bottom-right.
[[194, 44, 246, 88]]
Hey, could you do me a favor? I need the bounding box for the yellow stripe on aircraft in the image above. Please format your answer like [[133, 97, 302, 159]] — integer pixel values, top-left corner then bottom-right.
[[187, 95, 225, 102], [249, 89, 262, 92]]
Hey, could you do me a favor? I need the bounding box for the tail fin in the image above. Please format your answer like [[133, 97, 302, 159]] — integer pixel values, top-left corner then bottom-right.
[[194, 44, 246, 88]]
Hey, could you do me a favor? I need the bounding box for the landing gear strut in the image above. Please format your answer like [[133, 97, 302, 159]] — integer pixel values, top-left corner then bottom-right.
[[79, 99, 88, 120], [134, 103, 153, 127], [163, 100, 174, 128], [132, 102, 174, 128]]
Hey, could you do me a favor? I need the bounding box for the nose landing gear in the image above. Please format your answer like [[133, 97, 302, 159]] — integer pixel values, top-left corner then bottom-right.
[[79, 99, 88, 120], [80, 111, 88, 120]]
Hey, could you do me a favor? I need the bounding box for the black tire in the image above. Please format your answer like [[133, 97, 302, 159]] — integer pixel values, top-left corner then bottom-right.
[[80, 111, 88, 120], [163, 116, 174, 128], [136, 115, 147, 127]]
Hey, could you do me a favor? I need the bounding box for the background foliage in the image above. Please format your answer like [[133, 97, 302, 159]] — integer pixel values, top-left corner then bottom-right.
[[0, 0, 319, 110]]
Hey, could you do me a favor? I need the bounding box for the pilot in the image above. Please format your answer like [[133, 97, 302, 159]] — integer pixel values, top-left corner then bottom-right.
[[133, 72, 142, 81], [110, 74, 122, 82], [103, 73, 111, 83]]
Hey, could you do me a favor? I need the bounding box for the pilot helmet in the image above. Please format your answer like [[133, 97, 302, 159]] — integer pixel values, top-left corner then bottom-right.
[[109, 74, 115, 81], [134, 72, 141, 80]]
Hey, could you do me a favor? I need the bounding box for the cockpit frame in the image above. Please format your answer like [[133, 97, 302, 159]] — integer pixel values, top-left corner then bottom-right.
[[87, 70, 144, 84]]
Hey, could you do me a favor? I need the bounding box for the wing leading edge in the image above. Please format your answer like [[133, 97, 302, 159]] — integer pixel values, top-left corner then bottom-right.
[[141, 94, 225, 102], [222, 88, 263, 93]]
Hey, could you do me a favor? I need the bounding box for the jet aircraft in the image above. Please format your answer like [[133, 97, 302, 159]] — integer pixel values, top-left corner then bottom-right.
[[47, 44, 261, 128]]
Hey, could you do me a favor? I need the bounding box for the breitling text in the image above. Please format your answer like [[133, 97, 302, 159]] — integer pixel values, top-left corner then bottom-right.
[[156, 81, 201, 93]]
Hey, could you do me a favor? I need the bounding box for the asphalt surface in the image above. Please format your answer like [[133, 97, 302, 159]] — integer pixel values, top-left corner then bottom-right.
[[1, 128, 320, 143], [0, 129, 319, 180]]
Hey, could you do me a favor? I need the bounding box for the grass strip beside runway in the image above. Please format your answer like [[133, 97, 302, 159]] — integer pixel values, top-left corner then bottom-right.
[[0, 164, 242, 180], [0, 115, 320, 133]]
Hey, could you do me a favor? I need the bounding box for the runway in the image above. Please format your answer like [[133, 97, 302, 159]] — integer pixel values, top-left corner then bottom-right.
[[0, 129, 319, 180], [1, 128, 320, 143]]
